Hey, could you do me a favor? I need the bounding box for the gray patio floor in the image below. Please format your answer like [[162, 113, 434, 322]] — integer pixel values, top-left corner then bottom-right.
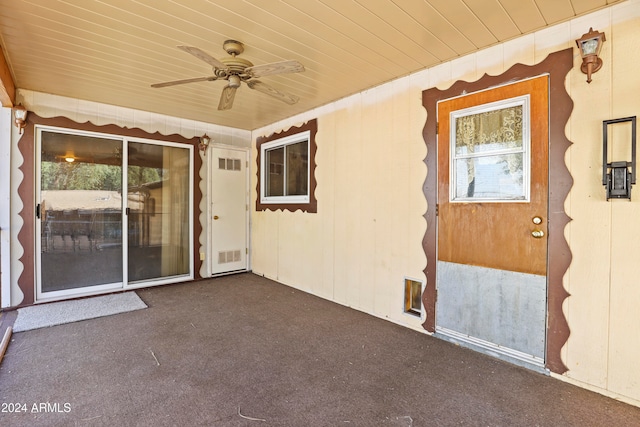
[[0, 273, 639, 426]]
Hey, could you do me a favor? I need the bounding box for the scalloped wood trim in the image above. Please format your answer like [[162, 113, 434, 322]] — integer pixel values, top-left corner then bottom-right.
[[255, 119, 318, 213], [16, 114, 203, 307], [421, 48, 573, 374]]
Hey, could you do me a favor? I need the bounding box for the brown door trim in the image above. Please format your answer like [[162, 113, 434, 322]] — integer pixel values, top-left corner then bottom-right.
[[421, 48, 574, 374], [16, 114, 204, 307]]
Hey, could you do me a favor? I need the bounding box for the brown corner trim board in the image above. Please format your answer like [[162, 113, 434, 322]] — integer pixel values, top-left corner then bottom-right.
[[421, 48, 574, 374]]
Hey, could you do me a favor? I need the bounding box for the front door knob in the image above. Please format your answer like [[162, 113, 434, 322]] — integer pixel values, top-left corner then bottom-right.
[[531, 229, 545, 238]]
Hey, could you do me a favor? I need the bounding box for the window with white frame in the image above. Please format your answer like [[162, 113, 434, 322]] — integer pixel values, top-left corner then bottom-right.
[[260, 130, 310, 204], [450, 95, 531, 202]]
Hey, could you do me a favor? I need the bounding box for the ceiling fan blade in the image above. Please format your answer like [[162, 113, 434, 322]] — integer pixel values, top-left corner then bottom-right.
[[246, 60, 305, 78], [151, 76, 217, 88], [177, 45, 228, 70], [218, 85, 238, 110], [246, 80, 299, 105]]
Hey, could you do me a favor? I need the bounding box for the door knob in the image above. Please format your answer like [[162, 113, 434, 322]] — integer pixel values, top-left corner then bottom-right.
[[213, 215, 219, 220], [531, 229, 545, 238]]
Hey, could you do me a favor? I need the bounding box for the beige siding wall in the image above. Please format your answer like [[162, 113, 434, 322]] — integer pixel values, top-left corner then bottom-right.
[[252, 0, 640, 406], [252, 79, 429, 331]]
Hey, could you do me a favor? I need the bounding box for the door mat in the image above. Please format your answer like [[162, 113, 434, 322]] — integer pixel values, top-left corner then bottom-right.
[[12, 292, 147, 332]]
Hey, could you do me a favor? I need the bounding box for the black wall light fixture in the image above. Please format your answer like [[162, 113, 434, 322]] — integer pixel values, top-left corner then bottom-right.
[[603, 116, 637, 200]]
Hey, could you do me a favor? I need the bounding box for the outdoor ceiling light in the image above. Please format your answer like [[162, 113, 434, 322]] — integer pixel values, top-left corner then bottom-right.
[[199, 134, 211, 155], [575, 27, 606, 83], [13, 104, 28, 134]]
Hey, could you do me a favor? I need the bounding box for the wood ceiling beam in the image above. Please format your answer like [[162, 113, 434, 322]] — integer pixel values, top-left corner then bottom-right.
[[0, 45, 16, 107]]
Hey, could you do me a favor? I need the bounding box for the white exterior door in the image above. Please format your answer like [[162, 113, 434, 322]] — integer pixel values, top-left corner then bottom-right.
[[209, 146, 249, 276]]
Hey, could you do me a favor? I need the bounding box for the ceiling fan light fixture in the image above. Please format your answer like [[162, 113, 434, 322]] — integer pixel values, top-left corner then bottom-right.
[[228, 75, 241, 88]]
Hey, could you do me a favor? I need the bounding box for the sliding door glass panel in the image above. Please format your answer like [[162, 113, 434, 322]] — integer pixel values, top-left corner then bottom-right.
[[40, 131, 123, 292], [127, 142, 190, 283]]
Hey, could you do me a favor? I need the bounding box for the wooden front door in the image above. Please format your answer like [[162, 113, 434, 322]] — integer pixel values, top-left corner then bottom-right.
[[435, 76, 549, 369]]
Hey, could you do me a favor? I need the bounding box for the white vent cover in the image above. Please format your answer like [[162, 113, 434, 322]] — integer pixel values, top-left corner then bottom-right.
[[218, 250, 241, 264], [218, 157, 241, 171]]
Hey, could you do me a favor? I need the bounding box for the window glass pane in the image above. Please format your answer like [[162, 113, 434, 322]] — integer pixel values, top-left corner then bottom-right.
[[455, 105, 523, 156], [286, 141, 308, 196], [454, 153, 525, 200], [266, 147, 284, 197]]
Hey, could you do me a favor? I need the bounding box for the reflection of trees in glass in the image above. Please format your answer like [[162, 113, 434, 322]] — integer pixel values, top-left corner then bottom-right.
[[41, 161, 162, 191], [41, 162, 121, 191], [128, 165, 163, 187]]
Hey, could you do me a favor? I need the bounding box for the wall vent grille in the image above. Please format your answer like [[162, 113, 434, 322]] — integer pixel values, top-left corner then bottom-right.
[[218, 250, 241, 264], [218, 157, 242, 171]]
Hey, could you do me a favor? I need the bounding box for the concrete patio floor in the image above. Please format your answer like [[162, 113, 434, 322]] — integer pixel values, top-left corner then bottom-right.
[[0, 273, 639, 426]]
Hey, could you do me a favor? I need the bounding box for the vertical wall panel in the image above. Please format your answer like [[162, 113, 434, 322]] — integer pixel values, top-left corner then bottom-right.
[[358, 89, 381, 314], [474, 44, 505, 78], [317, 113, 337, 301], [606, 3, 640, 401], [562, 11, 614, 388], [503, 35, 536, 66], [332, 97, 363, 308]]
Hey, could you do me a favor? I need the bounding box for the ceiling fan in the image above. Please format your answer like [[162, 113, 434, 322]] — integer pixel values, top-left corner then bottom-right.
[[151, 40, 305, 110]]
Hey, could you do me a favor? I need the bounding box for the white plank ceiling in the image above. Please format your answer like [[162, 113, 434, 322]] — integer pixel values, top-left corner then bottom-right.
[[0, 0, 624, 130]]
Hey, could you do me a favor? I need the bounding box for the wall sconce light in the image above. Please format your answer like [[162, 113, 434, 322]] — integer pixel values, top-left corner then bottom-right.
[[603, 116, 636, 200], [575, 27, 606, 83], [199, 134, 211, 155], [12, 104, 28, 134]]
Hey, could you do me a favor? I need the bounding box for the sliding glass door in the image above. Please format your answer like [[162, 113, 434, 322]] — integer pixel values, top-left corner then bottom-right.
[[36, 127, 193, 301]]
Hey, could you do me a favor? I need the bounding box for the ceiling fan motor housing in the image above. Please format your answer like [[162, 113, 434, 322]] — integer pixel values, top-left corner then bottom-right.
[[219, 56, 253, 77]]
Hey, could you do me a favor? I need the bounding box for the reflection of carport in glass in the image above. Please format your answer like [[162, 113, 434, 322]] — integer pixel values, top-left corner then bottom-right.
[[41, 190, 127, 253]]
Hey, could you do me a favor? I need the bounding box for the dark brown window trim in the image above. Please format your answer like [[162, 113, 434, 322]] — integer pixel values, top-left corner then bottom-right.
[[421, 48, 574, 374], [16, 114, 204, 307], [255, 119, 318, 213]]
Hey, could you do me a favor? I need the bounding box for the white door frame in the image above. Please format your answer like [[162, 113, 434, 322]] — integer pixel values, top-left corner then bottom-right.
[[206, 144, 250, 277]]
